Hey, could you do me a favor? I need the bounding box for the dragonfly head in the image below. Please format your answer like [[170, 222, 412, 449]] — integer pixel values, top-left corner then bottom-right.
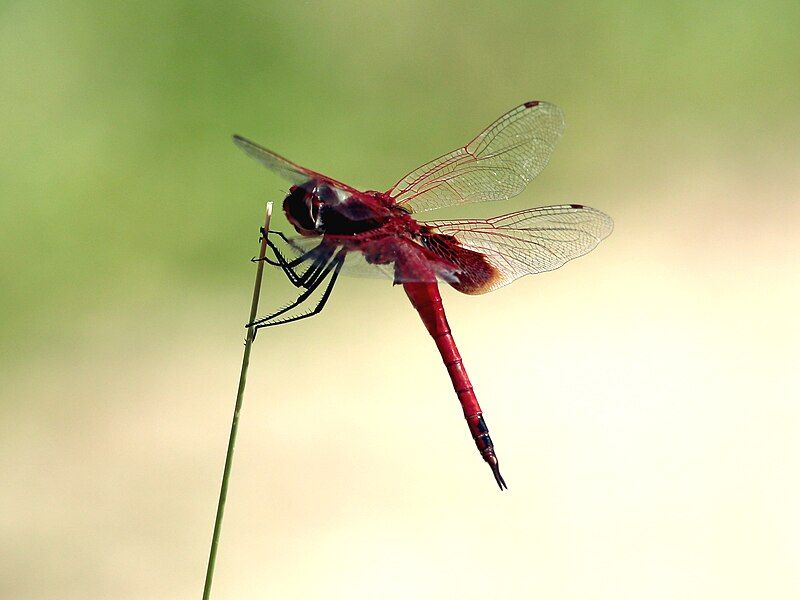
[[283, 181, 324, 236], [284, 181, 387, 236]]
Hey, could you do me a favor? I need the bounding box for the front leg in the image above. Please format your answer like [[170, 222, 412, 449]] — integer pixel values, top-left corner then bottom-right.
[[259, 229, 311, 268], [255, 229, 330, 289]]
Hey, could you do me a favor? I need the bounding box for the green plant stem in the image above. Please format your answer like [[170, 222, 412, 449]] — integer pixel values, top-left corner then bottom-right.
[[203, 201, 273, 600]]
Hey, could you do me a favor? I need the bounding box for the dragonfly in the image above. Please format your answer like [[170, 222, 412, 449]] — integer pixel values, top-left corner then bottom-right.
[[234, 101, 612, 489]]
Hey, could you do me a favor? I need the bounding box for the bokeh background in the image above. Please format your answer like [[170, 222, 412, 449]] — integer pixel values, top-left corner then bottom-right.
[[2, 1, 799, 598]]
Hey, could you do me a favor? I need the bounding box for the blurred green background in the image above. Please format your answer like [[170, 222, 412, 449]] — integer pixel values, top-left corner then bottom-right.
[[2, 1, 799, 599]]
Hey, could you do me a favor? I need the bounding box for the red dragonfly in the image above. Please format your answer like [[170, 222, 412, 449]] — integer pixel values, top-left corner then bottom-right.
[[234, 101, 612, 489]]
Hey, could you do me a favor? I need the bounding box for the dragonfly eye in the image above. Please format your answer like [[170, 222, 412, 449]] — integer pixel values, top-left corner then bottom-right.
[[283, 184, 318, 233]]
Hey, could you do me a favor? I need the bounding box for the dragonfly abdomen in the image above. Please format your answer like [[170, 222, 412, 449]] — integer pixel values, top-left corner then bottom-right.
[[403, 281, 507, 489]]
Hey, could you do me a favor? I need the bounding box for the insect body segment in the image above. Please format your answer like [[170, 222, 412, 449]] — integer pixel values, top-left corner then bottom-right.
[[403, 281, 506, 489]]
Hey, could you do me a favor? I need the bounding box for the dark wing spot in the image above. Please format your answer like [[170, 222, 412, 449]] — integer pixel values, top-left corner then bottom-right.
[[422, 233, 499, 295], [523, 100, 540, 108]]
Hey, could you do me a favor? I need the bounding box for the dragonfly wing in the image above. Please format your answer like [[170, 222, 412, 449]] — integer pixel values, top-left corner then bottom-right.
[[233, 135, 362, 195], [386, 101, 565, 213], [424, 204, 613, 293]]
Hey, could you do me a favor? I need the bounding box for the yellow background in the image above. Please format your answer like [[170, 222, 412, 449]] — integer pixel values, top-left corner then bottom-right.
[[1, 1, 799, 598]]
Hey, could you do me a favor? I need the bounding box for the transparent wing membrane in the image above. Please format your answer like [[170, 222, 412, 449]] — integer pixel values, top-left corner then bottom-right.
[[232, 135, 361, 195], [424, 204, 613, 292], [387, 101, 565, 213]]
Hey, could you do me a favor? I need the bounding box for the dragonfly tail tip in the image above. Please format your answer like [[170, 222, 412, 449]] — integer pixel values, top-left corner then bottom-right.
[[486, 454, 507, 491]]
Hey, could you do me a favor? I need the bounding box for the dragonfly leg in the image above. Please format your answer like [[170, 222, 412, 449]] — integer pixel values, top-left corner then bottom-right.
[[258, 228, 314, 267], [267, 241, 332, 289], [259, 227, 308, 264], [252, 253, 344, 329], [255, 233, 333, 289], [248, 250, 345, 329], [290, 247, 337, 289], [264, 228, 294, 246]]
